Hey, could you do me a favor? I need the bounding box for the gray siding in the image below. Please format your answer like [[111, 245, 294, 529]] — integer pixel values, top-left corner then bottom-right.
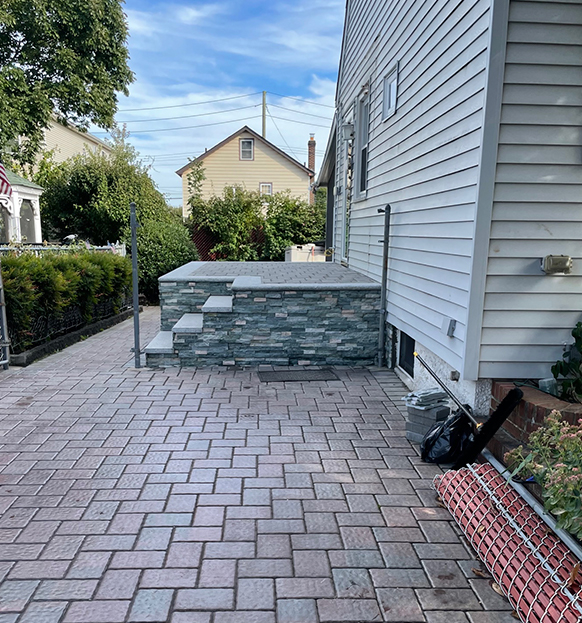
[[335, 0, 491, 370], [479, 0, 582, 379]]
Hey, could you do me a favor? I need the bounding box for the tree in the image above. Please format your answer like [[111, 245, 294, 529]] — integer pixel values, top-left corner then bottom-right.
[[35, 129, 198, 302], [0, 0, 134, 165], [35, 128, 170, 244]]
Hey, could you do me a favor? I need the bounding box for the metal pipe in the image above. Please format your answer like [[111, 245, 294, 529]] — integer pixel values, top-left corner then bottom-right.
[[377, 205, 391, 367], [130, 202, 141, 369], [413, 351, 478, 426], [482, 449, 582, 565]]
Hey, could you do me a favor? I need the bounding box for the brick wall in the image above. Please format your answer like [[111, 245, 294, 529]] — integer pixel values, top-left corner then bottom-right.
[[491, 381, 582, 444]]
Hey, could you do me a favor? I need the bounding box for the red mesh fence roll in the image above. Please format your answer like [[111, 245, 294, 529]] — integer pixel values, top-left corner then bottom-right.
[[434, 463, 582, 623]]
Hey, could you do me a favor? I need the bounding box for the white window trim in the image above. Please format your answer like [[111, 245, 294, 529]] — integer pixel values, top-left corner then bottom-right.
[[259, 183, 273, 196], [354, 90, 370, 201], [383, 63, 399, 121], [239, 138, 254, 160]]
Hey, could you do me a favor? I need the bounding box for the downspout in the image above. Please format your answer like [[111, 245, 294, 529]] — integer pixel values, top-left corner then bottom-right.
[[377, 204, 391, 367]]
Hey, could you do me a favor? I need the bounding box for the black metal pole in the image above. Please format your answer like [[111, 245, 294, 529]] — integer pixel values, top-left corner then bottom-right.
[[377, 204, 391, 367], [130, 202, 141, 369]]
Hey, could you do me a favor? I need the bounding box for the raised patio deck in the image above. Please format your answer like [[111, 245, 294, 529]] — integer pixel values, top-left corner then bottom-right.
[[146, 262, 381, 368]]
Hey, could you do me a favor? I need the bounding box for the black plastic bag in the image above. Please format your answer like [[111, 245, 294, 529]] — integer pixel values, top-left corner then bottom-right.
[[420, 409, 474, 464]]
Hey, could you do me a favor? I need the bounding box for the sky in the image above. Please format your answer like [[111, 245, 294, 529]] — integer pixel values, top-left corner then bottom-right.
[[93, 0, 345, 206]]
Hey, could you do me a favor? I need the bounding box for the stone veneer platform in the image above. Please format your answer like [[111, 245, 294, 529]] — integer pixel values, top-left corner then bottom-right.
[[148, 261, 381, 368]]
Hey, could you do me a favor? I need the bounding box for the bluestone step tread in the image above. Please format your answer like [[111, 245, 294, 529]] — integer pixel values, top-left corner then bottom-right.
[[202, 295, 233, 313], [172, 313, 204, 334], [144, 331, 174, 355]]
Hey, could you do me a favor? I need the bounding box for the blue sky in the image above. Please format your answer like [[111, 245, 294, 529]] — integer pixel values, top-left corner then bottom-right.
[[95, 0, 345, 205]]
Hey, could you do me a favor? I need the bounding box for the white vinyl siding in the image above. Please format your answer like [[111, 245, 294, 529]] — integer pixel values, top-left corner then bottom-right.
[[335, 0, 491, 370], [479, 0, 582, 379]]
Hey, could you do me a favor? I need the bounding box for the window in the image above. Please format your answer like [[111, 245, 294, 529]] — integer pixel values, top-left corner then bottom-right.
[[399, 331, 415, 378], [240, 138, 254, 160], [383, 65, 399, 119], [259, 183, 273, 196], [355, 94, 370, 196]]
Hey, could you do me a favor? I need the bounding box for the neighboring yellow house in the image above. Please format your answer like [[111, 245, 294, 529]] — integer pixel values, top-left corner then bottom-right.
[[41, 120, 112, 163], [177, 126, 314, 217]]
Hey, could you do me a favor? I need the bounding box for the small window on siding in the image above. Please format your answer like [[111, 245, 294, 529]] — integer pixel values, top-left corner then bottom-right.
[[383, 65, 399, 120], [356, 94, 369, 196], [399, 331, 415, 378], [259, 183, 272, 196], [240, 138, 254, 160]]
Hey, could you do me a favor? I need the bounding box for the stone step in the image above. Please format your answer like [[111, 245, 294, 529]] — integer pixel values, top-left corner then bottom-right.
[[172, 313, 204, 334], [202, 295, 233, 313], [144, 331, 174, 355]]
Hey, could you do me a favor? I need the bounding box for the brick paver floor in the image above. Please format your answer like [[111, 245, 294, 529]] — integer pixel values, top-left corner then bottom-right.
[[0, 307, 515, 622]]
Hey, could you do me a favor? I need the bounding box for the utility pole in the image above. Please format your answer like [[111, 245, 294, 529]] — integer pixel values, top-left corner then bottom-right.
[[262, 91, 267, 138]]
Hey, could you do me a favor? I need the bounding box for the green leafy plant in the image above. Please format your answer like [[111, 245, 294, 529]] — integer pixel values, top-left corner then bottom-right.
[[133, 219, 199, 303], [187, 187, 325, 262], [1, 251, 132, 352], [505, 410, 582, 539], [0, 0, 133, 165], [188, 186, 264, 261], [34, 129, 197, 301], [551, 322, 582, 403]]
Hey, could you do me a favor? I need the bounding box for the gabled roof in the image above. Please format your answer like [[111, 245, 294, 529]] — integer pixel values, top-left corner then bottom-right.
[[6, 170, 43, 191], [175, 126, 314, 177]]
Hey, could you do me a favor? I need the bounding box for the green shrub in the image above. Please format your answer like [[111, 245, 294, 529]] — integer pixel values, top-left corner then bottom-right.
[[187, 187, 325, 261], [1, 251, 132, 352], [263, 193, 325, 261], [188, 187, 263, 261], [551, 322, 582, 403], [135, 220, 199, 302]]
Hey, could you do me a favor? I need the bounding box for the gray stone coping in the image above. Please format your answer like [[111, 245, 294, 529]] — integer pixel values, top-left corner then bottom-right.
[[230, 275, 380, 291], [144, 331, 173, 354], [201, 295, 234, 313], [172, 313, 204, 334]]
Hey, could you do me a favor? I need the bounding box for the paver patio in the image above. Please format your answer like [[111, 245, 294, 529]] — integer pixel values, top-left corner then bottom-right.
[[0, 308, 514, 622]]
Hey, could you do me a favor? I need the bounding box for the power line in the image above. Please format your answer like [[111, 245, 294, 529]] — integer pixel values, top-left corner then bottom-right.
[[93, 115, 262, 135], [117, 104, 260, 124], [267, 92, 335, 109], [270, 115, 331, 129], [266, 106, 300, 161], [118, 92, 262, 112], [267, 103, 333, 121]]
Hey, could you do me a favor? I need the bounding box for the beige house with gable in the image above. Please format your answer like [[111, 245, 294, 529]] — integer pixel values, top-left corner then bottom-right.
[[177, 126, 314, 217]]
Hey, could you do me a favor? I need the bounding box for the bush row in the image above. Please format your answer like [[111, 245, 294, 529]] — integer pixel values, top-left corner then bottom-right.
[[1, 252, 132, 352]]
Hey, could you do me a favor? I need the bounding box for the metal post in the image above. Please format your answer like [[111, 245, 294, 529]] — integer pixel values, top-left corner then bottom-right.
[[130, 202, 141, 368], [262, 91, 267, 138], [0, 256, 9, 369], [377, 205, 391, 367]]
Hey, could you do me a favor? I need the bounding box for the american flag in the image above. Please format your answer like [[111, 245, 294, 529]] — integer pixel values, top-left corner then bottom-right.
[[0, 162, 12, 197]]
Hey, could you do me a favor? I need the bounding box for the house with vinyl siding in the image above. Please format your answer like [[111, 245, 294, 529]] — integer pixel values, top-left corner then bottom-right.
[[318, 0, 582, 413], [40, 120, 112, 163], [177, 126, 314, 217]]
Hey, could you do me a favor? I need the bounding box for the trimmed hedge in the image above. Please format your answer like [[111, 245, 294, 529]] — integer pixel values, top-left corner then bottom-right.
[[1, 252, 132, 353]]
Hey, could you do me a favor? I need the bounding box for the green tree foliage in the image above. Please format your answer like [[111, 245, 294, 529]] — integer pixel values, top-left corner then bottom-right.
[[552, 322, 582, 403], [35, 129, 170, 244], [263, 193, 326, 261], [0, 0, 133, 165], [35, 130, 198, 302], [1, 251, 131, 352], [188, 187, 264, 261], [187, 187, 325, 262]]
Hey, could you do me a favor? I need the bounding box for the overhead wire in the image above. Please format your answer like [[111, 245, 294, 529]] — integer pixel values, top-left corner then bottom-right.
[[118, 92, 262, 112], [266, 103, 333, 120], [265, 106, 300, 161], [267, 92, 335, 108], [93, 115, 262, 135], [116, 104, 260, 124]]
